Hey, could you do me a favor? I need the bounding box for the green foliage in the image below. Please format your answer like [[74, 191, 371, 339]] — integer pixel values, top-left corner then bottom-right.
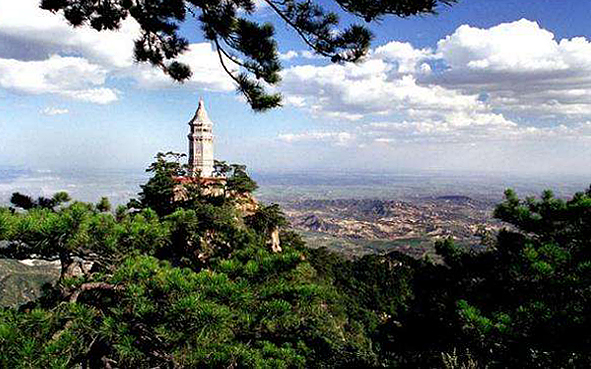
[[39, 0, 456, 111], [163, 204, 250, 269], [133, 151, 188, 217], [3, 173, 591, 367], [52, 191, 71, 205], [10, 192, 35, 210], [0, 154, 376, 367], [245, 203, 287, 234], [380, 188, 591, 367], [307, 247, 416, 346], [435, 237, 465, 267], [133, 155, 259, 218], [336, 0, 457, 22], [0, 215, 374, 367], [10, 191, 71, 211], [214, 161, 259, 194], [0, 202, 171, 284], [96, 197, 111, 212]]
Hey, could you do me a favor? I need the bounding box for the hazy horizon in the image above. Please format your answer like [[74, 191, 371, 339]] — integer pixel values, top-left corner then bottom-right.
[[2, 166, 589, 208]]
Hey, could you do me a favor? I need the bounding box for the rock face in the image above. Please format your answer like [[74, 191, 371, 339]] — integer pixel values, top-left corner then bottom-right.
[[233, 191, 258, 217], [234, 192, 281, 252], [173, 177, 226, 201], [62, 257, 94, 278], [233, 193, 282, 253], [268, 227, 282, 253]]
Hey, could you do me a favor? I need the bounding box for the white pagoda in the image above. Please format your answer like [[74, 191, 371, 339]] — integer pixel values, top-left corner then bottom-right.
[[187, 98, 215, 177]]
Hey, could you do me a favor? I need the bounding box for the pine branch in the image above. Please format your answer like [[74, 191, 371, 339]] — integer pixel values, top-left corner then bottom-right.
[[262, 0, 332, 58], [213, 37, 243, 88]]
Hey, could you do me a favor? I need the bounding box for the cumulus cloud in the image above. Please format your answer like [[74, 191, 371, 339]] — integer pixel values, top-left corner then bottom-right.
[[428, 19, 591, 120], [0, 55, 118, 104], [278, 19, 591, 147], [132, 43, 235, 92], [0, 1, 137, 67], [300, 50, 323, 60], [0, 0, 234, 103], [278, 50, 324, 61], [372, 41, 433, 74], [4, 2, 590, 150], [281, 60, 489, 121], [437, 19, 574, 73]]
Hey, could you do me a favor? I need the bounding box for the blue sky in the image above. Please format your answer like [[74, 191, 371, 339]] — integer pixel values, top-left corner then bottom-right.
[[1, 0, 591, 176]]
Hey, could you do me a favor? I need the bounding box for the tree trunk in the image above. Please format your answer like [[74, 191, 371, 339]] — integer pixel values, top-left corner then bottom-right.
[[59, 252, 76, 281]]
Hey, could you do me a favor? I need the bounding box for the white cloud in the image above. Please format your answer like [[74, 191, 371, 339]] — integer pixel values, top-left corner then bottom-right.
[[279, 50, 299, 61], [373, 41, 433, 74], [281, 60, 488, 122], [41, 107, 69, 116], [0, 0, 234, 103], [428, 19, 591, 120], [437, 19, 572, 73], [61, 88, 119, 105], [0, 55, 118, 104], [132, 43, 235, 92], [277, 50, 324, 61], [3, 2, 591, 153], [364, 113, 519, 144], [278, 117, 591, 153], [300, 50, 323, 60], [278, 18, 591, 148], [0, 0, 137, 67]]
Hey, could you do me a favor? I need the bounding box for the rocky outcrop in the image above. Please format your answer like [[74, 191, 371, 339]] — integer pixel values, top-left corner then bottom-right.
[[233, 191, 258, 217], [173, 176, 227, 201], [268, 227, 281, 253], [234, 193, 282, 253], [62, 257, 94, 278]]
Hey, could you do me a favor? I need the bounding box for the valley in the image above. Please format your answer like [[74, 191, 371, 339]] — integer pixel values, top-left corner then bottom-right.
[[279, 196, 502, 258]]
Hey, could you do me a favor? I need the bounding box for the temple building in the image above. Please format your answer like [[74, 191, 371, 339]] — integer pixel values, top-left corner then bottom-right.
[[187, 98, 215, 178]]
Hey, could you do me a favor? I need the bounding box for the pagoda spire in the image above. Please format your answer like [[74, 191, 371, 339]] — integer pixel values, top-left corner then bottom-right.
[[189, 97, 212, 126]]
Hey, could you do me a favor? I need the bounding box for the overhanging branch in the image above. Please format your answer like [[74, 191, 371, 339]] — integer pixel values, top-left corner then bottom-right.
[[261, 0, 333, 58]]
